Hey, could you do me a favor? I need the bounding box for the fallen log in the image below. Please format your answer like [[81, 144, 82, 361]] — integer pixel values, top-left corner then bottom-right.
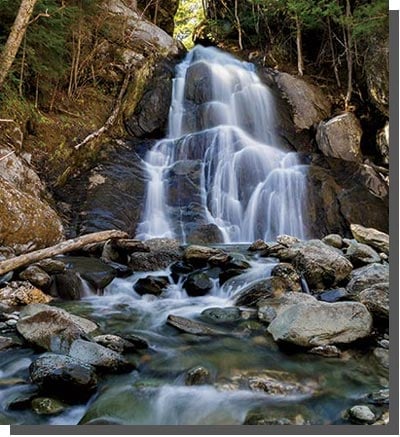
[[0, 230, 128, 276]]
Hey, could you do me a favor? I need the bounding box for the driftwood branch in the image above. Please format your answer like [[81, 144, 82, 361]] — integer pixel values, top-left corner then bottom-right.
[[0, 230, 128, 276], [74, 69, 131, 150]]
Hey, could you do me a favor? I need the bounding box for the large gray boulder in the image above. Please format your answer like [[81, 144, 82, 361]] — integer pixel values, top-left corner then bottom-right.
[[267, 301, 373, 347], [345, 240, 381, 267], [316, 113, 362, 162], [16, 304, 98, 353], [346, 263, 389, 297], [129, 238, 182, 271], [351, 224, 389, 255], [292, 240, 353, 290]]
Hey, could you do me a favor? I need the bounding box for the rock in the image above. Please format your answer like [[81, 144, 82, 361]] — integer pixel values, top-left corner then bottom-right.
[[317, 288, 349, 303], [274, 72, 331, 131], [0, 335, 22, 351], [118, 334, 149, 350], [185, 366, 211, 385], [183, 272, 213, 297], [134, 276, 169, 297], [129, 238, 182, 271], [267, 301, 373, 347], [373, 347, 389, 370], [292, 240, 353, 290], [258, 292, 317, 324], [0, 178, 63, 254], [201, 307, 241, 324], [346, 263, 389, 296], [322, 234, 343, 249], [276, 235, 300, 246], [308, 345, 341, 358], [93, 334, 140, 354], [170, 261, 193, 281], [376, 121, 389, 165], [68, 339, 134, 373], [167, 314, 224, 336], [348, 405, 376, 424], [234, 277, 291, 307], [364, 388, 389, 405], [248, 240, 269, 251], [29, 354, 98, 401], [0, 282, 52, 306], [137, 0, 179, 35], [345, 241, 381, 267], [53, 271, 84, 300], [0, 271, 13, 286], [218, 268, 245, 285], [34, 259, 66, 274], [316, 113, 363, 162], [6, 386, 39, 410], [359, 282, 389, 321], [351, 224, 389, 255], [31, 397, 66, 415], [17, 304, 98, 353], [186, 223, 224, 245], [226, 253, 251, 270], [183, 245, 226, 266], [19, 266, 52, 290], [113, 239, 150, 254], [271, 263, 301, 292]]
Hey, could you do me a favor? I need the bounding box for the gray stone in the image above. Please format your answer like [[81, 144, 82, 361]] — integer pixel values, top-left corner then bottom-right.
[[271, 263, 301, 292], [201, 307, 241, 323], [53, 271, 84, 300], [346, 241, 381, 267], [183, 272, 213, 297], [167, 314, 225, 336], [93, 334, 142, 354], [129, 238, 182, 271], [186, 224, 224, 245], [346, 264, 389, 296], [322, 234, 343, 249], [373, 347, 389, 370], [185, 366, 211, 385], [34, 259, 66, 274], [183, 245, 226, 266], [359, 282, 389, 320], [317, 288, 349, 303], [267, 301, 373, 347], [134, 276, 169, 297], [276, 235, 301, 247], [376, 122, 389, 165], [69, 339, 134, 373], [308, 345, 341, 358], [348, 405, 376, 424], [351, 224, 389, 255], [248, 240, 269, 251], [19, 266, 52, 290]]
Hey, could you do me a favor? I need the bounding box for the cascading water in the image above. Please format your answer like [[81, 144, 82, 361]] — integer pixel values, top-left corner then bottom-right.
[[137, 45, 309, 243]]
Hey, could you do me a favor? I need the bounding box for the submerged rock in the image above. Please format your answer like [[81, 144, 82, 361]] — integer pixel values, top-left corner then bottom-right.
[[29, 354, 98, 401], [267, 301, 372, 347], [317, 288, 349, 303], [201, 307, 241, 324]]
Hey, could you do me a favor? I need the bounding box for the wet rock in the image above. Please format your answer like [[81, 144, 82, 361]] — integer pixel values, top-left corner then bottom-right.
[[219, 268, 245, 285], [248, 240, 269, 251], [170, 261, 193, 282], [227, 253, 251, 270], [129, 238, 182, 271], [201, 307, 241, 324], [322, 234, 343, 249], [276, 235, 300, 247], [374, 411, 390, 425], [183, 272, 213, 297], [271, 263, 301, 292], [244, 412, 306, 425], [264, 243, 299, 261], [186, 224, 224, 245], [6, 386, 39, 410], [53, 271, 84, 300], [364, 388, 389, 405], [29, 353, 98, 401], [348, 405, 376, 424], [167, 314, 225, 336], [235, 277, 291, 308], [183, 245, 226, 267], [17, 304, 98, 353], [308, 345, 341, 358], [258, 292, 318, 324], [0, 335, 22, 351], [69, 339, 135, 373], [0, 271, 13, 286], [351, 224, 389, 255], [359, 282, 389, 321], [31, 397, 66, 415], [0, 282, 52, 306], [373, 347, 389, 370], [346, 264, 389, 297], [267, 301, 372, 347], [134, 276, 169, 297], [34, 259, 66, 274], [118, 334, 149, 350], [316, 113, 363, 162], [274, 72, 331, 131], [19, 266, 52, 290], [104, 261, 133, 278], [345, 241, 381, 267], [317, 288, 349, 303], [292, 240, 353, 290], [185, 366, 211, 385], [93, 334, 140, 354]]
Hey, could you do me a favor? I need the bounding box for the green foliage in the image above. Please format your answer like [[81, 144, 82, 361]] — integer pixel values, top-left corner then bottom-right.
[[174, 0, 205, 48]]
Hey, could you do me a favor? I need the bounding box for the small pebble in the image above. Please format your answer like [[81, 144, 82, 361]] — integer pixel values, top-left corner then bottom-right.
[[378, 339, 389, 349], [6, 319, 17, 327]]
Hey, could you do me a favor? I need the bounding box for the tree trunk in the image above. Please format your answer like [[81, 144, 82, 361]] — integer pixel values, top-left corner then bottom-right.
[[0, 230, 128, 276], [0, 0, 38, 89], [344, 0, 353, 110], [295, 13, 304, 76], [234, 0, 243, 50]]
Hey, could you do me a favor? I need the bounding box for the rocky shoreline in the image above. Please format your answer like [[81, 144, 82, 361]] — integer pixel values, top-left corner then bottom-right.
[[0, 224, 389, 425]]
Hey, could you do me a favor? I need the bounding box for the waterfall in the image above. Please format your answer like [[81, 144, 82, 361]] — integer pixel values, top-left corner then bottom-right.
[[136, 45, 309, 243]]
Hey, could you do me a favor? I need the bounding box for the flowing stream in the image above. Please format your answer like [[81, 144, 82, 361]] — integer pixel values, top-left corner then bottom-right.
[[136, 45, 308, 243]]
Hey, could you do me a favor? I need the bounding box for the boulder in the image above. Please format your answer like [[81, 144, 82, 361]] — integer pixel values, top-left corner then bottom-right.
[[274, 72, 331, 131], [167, 314, 225, 336], [183, 272, 213, 297], [248, 240, 269, 251], [183, 245, 226, 266], [271, 263, 301, 292], [317, 288, 349, 303], [359, 282, 389, 321], [0, 282, 52, 306], [129, 238, 182, 271], [134, 275, 169, 296], [276, 235, 300, 247], [17, 304, 98, 353], [345, 241, 381, 267], [186, 224, 224, 245], [93, 334, 141, 354], [68, 339, 134, 373], [376, 121, 389, 165], [347, 405, 376, 424], [346, 263, 389, 296], [234, 277, 291, 307], [33, 259, 66, 274], [19, 266, 52, 290], [267, 301, 373, 347], [350, 224, 389, 255], [53, 271, 84, 300], [201, 307, 241, 324], [292, 240, 353, 290], [137, 0, 179, 35], [316, 113, 363, 162], [0, 178, 63, 254], [29, 354, 98, 401], [322, 234, 343, 249]]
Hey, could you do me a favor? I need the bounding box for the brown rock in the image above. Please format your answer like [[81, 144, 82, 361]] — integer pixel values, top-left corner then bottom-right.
[[0, 282, 52, 306]]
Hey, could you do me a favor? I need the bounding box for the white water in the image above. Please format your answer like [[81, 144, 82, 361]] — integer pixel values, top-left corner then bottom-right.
[[136, 45, 309, 243]]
